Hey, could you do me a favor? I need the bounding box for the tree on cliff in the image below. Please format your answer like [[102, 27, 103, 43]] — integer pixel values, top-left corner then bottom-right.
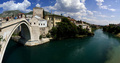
[[50, 17, 92, 39]]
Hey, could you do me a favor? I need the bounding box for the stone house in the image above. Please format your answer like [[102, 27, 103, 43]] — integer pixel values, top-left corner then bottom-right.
[[26, 15, 33, 18], [76, 21, 91, 32], [18, 13, 25, 18], [67, 17, 76, 24], [30, 15, 51, 37], [45, 15, 63, 27]]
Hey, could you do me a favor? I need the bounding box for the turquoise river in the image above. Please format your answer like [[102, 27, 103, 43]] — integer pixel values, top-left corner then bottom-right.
[[2, 29, 120, 63]]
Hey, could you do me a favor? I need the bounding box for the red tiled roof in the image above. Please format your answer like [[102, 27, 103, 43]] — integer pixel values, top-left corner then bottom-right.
[[69, 18, 76, 21]]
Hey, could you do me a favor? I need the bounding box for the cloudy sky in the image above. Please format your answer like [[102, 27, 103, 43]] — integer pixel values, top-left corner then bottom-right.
[[0, 0, 120, 25]]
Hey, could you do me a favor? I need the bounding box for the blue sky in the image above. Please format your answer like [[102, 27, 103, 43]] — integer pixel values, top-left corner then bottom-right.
[[0, 0, 120, 25]]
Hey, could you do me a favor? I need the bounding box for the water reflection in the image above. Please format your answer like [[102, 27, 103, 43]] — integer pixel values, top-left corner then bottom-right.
[[105, 45, 120, 63]]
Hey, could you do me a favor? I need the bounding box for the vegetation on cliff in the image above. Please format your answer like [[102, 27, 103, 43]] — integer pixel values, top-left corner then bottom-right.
[[49, 17, 94, 40], [103, 24, 120, 37], [103, 24, 120, 34]]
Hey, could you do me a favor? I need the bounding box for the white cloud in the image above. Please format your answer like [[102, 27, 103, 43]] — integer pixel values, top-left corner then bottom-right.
[[36, 4, 40, 7], [43, 0, 89, 19], [43, 0, 91, 21], [87, 10, 93, 16], [109, 9, 116, 11], [44, 0, 87, 13], [111, 15, 115, 18], [98, 15, 108, 18], [96, 0, 116, 11], [54, 0, 87, 12], [0, 0, 32, 12]]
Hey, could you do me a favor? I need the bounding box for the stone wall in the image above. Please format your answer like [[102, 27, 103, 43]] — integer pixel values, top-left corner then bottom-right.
[[33, 7, 43, 18], [45, 15, 62, 27], [40, 27, 49, 37]]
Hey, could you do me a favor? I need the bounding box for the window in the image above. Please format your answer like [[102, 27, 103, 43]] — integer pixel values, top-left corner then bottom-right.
[[34, 22, 36, 24]]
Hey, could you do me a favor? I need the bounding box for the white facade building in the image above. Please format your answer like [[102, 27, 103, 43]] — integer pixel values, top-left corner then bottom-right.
[[76, 22, 92, 32], [26, 15, 33, 18], [38, 19, 47, 27], [29, 15, 48, 36]]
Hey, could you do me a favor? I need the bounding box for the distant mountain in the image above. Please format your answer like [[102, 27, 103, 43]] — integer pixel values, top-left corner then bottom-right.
[[0, 10, 57, 18], [25, 11, 33, 15], [0, 10, 22, 17]]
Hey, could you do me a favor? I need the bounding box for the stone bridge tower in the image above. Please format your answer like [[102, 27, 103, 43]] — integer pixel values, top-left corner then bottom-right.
[[33, 7, 43, 19]]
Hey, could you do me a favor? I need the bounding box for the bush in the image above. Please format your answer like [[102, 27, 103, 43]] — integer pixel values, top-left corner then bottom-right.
[[46, 33, 51, 38]]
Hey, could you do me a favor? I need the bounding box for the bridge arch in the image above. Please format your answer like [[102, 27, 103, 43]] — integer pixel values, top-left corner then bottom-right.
[[6, 20, 32, 44], [1, 20, 32, 63]]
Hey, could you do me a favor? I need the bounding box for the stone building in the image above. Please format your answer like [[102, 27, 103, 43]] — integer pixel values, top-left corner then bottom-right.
[[29, 7, 52, 37], [18, 13, 25, 18], [76, 21, 91, 32], [45, 15, 63, 27], [30, 15, 51, 37], [33, 7, 43, 18]]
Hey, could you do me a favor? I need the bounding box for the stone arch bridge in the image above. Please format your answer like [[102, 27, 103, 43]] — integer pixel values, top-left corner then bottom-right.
[[0, 18, 41, 63]]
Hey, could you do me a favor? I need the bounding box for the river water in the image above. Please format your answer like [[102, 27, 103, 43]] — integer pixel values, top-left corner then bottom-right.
[[2, 29, 120, 63]]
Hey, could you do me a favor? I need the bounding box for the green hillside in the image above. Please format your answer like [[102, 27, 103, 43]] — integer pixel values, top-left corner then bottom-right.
[[0, 10, 22, 17]]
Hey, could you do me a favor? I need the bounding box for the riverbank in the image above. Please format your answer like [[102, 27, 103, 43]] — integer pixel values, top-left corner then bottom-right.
[[11, 32, 94, 46], [50, 32, 94, 41], [116, 33, 120, 38], [11, 36, 50, 46]]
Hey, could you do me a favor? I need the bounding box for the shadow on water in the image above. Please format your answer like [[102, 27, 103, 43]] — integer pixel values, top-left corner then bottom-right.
[[2, 40, 31, 63], [2, 40, 23, 63]]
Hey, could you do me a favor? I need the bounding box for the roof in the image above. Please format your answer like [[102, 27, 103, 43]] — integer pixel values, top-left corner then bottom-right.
[[34, 15, 47, 21], [45, 14, 64, 17], [34, 15, 41, 19], [68, 18, 76, 21]]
